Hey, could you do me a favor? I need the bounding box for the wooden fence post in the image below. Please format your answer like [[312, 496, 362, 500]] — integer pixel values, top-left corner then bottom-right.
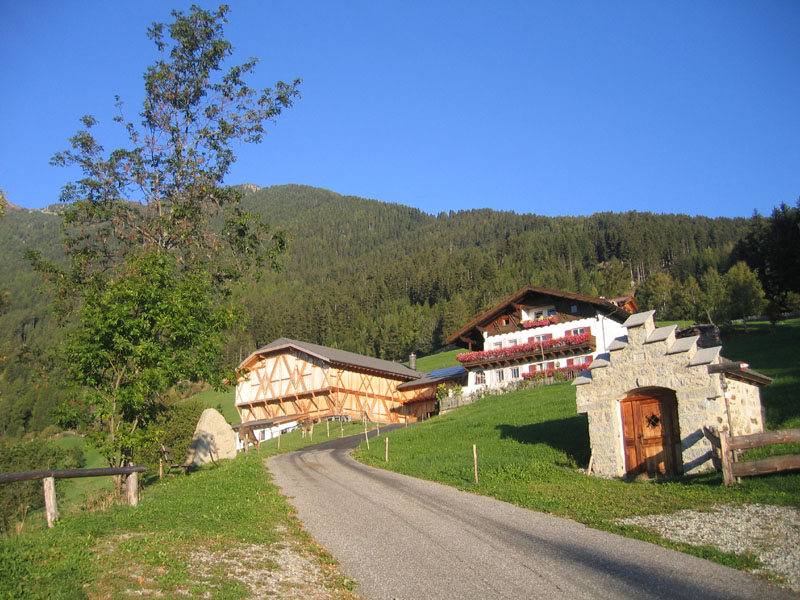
[[43, 476, 59, 528], [720, 432, 734, 486], [126, 471, 139, 506], [327, 420, 330, 438], [473, 444, 479, 484], [364, 419, 370, 450], [385, 437, 389, 462], [278, 430, 281, 449]]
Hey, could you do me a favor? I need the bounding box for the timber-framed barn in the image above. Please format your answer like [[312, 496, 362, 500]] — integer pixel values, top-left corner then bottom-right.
[[235, 338, 445, 433]]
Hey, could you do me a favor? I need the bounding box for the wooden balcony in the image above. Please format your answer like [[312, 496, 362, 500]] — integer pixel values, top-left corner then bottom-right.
[[458, 335, 596, 369]]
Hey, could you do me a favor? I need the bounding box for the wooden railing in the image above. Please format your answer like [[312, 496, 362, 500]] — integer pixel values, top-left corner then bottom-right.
[[0, 465, 146, 528], [703, 427, 800, 485]]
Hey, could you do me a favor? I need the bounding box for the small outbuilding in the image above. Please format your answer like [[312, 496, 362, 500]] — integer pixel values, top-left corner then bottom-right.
[[574, 311, 771, 479]]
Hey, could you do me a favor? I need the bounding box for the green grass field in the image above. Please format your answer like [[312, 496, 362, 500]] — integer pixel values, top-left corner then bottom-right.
[[354, 318, 800, 571], [48, 434, 114, 509], [1, 424, 369, 599], [413, 348, 460, 371], [193, 387, 239, 424]]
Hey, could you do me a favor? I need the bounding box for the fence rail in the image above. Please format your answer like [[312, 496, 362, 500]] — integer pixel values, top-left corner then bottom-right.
[[0, 465, 147, 528], [703, 427, 800, 485], [0, 465, 145, 484]]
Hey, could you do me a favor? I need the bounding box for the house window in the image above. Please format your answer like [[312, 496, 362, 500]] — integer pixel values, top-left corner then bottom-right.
[[510, 366, 520, 379], [569, 327, 587, 336], [533, 333, 553, 342], [475, 371, 485, 385], [571, 305, 578, 313], [496, 369, 505, 383], [493, 342, 503, 350], [547, 308, 557, 316]]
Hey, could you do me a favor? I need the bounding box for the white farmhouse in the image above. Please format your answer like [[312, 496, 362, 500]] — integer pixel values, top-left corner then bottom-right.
[[446, 286, 637, 395]]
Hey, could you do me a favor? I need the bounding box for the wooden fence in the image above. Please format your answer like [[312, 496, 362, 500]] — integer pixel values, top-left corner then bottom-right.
[[703, 427, 800, 485], [0, 465, 146, 528]]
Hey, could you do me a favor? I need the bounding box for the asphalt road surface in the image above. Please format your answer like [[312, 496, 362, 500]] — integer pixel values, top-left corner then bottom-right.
[[268, 427, 797, 600]]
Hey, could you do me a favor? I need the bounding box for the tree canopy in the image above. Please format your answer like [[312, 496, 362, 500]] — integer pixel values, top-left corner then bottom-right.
[[28, 5, 299, 468]]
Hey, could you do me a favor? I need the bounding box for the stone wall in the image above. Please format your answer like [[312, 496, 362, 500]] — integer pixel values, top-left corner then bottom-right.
[[575, 311, 766, 478]]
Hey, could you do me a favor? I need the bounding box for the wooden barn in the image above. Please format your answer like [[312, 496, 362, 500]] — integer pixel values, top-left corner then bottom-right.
[[235, 338, 440, 432]]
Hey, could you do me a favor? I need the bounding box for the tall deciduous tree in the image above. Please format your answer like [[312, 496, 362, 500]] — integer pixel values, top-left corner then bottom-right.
[[29, 5, 299, 469], [724, 261, 766, 332]]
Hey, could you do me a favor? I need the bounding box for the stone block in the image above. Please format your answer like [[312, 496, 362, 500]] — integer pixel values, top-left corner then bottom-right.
[[185, 408, 238, 467]]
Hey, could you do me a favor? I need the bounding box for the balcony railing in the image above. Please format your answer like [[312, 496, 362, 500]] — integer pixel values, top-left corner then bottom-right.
[[456, 333, 594, 368]]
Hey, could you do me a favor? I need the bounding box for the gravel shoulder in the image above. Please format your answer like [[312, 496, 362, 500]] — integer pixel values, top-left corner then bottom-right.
[[617, 503, 800, 591]]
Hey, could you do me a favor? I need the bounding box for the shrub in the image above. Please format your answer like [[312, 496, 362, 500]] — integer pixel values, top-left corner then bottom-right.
[[0, 439, 68, 535], [139, 399, 205, 472]]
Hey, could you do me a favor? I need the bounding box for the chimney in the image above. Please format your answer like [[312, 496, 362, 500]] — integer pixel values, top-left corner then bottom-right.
[[409, 352, 417, 370]]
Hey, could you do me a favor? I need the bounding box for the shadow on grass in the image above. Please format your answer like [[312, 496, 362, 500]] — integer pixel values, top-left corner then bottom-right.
[[496, 415, 591, 465]]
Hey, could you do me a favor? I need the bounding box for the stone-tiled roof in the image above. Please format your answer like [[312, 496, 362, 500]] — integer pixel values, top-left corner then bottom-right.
[[666, 335, 699, 355], [588, 353, 611, 370], [622, 310, 656, 329], [607, 336, 628, 352], [646, 324, 677, 344], [573, 372, 593, 386], [708, 359, 773, 387], [689, 346, 722, 366]]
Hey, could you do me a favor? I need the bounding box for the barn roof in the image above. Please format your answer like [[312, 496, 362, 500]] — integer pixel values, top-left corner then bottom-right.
[[239, 337, 426, 380], [397, 366, 467, 391]]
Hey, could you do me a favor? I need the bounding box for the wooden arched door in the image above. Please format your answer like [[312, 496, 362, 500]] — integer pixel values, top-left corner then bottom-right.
[[621, 389, 682, 478]]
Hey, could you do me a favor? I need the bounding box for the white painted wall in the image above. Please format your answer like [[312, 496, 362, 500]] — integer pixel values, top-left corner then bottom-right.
[[462, 309, 628, 396]]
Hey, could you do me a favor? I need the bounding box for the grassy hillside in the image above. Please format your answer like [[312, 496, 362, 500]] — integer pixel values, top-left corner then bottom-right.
[[354, 320, 800, 569], [193, 388, 238, 424], [1, 425, 369, 599], [413, 348, 460, 372]]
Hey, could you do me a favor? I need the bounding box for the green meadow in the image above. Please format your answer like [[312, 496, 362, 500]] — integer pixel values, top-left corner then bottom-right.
[[355, 319, 800, 570], [0, 424, 370, 600]]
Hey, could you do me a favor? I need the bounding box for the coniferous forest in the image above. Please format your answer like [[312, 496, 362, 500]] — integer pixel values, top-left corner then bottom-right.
[[1, 184, 798, 437]]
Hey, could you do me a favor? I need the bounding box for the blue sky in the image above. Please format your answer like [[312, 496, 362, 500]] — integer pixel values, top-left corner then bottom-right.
[[1, 1, 798, 217]]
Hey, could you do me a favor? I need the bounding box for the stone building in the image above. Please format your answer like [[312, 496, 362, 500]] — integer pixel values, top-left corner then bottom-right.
[[574, 311, 771, 479]]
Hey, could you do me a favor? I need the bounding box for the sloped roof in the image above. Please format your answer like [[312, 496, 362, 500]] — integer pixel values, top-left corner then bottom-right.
[[445, 285, 632, 347], [239, 337, 425, 380], [397, 366, 467, 390]]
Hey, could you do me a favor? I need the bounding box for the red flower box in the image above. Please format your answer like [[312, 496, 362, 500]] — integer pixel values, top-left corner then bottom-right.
[[456, 332, 591, 364], [521, 315, 559, 329]]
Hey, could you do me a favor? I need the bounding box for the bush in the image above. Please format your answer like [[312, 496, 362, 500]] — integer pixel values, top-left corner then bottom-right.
[[139, 399, 205, 472], [0, 439, 68, 535], [37, 425, 61, 439]]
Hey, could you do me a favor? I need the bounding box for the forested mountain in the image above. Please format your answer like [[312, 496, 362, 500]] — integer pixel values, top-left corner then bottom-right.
[[0, 184, 769, 435]]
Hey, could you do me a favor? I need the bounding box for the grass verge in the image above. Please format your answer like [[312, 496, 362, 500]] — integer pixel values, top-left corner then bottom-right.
[[1, 424, 367, 600]]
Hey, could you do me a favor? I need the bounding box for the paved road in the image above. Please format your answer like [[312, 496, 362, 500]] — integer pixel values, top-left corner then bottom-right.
[[268, 428, 797, 600]]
